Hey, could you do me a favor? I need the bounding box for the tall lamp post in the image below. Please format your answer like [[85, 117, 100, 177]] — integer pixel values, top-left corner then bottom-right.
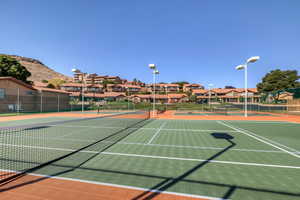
[[72, 68, 86, 112], [149, 64, 159, 117], [235, 56, 260, 117]]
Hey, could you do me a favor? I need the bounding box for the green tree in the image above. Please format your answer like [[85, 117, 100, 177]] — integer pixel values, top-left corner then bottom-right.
[[257, 69, 300, 101], [47, 78, 66, 89], [102, 80, 116, 89], [0, 55, 31, 83], [189, 94, 197, 102], [46, 83, 55, 89], [172, 81, 189, 92]]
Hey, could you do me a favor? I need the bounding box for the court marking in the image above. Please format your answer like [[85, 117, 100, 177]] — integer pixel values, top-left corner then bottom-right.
[[49, 124, 240, 133], [220, 121, 300, 153], [1, 143, 300, 169], [217, 121, 300, 159], [147, 122, 167, 144], [0, 169, 221, 200], [224, 122, 300, 153], [101, 152, 300, 169], [117, 142, 300, 154]]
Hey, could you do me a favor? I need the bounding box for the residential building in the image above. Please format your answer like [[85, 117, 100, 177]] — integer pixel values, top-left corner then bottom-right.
[[73, 71, 87, 82], [183, 84, 204, 92], [192, 88, 260, 103], [106, 84, 124, 92], [146, 83, 180, 93], [94, 75, 108, 84], [85, 73, 98, 84], [70, 92, 126, 102], [73, 71, 123, 84], [0, 77, 70, 112], [106, 76, 122, 83], [130, 93, 188, 104], [121, 84, 142, 94], [61, 83, 104, 93]]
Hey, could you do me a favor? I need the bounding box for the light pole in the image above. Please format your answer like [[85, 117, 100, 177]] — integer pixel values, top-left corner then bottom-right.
[[235, 56, 260, 117], [149, 64, 159, 117], [72, 68, 86, 112]]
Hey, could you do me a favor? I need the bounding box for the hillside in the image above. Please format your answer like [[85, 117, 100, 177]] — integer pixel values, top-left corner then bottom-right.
[[1, 54, 71, 83]]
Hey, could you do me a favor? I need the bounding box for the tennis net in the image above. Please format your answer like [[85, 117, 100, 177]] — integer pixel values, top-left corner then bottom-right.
[[0, 110, 150, 183]]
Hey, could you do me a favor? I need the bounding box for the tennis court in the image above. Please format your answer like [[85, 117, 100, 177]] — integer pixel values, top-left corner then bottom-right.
[[0, 111, 300, 199]]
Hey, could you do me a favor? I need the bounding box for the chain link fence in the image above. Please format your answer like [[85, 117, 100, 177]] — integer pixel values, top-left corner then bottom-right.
[[0, 88, 86, 115]]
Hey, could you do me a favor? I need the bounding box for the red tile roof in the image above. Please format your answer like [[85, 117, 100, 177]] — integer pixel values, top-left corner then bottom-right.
[[120, 84, 141, 89], [184, 84, 202, 87], [235, 88, 258, 93], [211, 88, 235, 94], [0, 77, 35, 90], [192, 89, 209, 94], [168, 94, 187, 98], [33, 87, 71, 94]]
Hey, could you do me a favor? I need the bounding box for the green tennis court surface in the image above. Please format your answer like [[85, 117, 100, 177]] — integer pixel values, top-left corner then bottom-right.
[[0, 117, 80, 127], [1, 116, 300, 199]]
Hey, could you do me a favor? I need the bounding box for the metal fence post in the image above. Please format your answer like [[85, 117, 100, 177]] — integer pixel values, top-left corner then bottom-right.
[[17, 88, 20, 115], [58, 95, 60, 112], [40, 91, 43, 113]]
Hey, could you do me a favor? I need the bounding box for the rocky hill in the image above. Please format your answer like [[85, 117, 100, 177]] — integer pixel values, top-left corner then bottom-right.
[[1, 54, 71, 83]]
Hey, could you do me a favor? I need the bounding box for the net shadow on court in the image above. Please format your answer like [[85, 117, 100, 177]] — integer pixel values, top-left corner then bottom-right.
[[0, 111, 151, 184]]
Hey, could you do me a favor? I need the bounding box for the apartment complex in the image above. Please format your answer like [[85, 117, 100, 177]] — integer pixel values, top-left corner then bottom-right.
[[73, 71, 122, 84], [193, 88, 260, 103], [130, 93, 188, 104], [183, 84, 204, 92], [146, 84, 180, 93], [61, 83, 104, 93]]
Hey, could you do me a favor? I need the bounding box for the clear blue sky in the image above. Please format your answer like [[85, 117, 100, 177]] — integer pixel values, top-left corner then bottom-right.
[[1, 0, 300, 88]]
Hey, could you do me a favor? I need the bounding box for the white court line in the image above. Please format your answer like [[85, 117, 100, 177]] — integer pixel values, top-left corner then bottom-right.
[[147, 122, 167, 144], [0, 169, 221, 200], [218, 121, 300, 153], [1, 143, 300, 169], [161, 128, 239, 133], [101, 152, 300, 169], [225, 124, 300, 153], [50, 124, 240, 133], [118, 142, 300, 154], [217, 121, 300, 159]]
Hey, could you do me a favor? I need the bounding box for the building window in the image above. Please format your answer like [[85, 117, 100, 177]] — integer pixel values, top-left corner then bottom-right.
[[0, 88, 5, 99]]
